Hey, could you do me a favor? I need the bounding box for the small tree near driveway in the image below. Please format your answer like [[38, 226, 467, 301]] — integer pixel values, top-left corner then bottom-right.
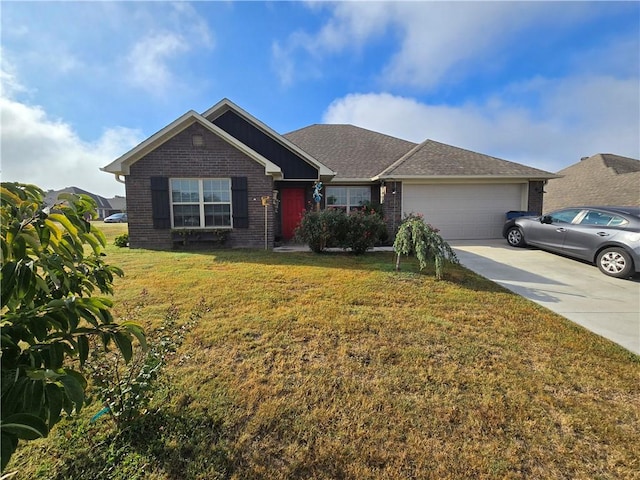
[[393, 213, 459, 279]]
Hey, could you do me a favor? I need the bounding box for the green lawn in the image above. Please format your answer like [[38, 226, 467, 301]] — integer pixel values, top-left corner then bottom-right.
[[7, 223, 639, 479]]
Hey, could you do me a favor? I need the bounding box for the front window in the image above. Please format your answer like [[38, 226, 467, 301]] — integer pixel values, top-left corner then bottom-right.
[[326, 186, 371, 212], [171, 178, 231, 228]]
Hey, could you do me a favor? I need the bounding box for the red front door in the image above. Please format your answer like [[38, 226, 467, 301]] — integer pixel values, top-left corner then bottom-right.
[[280, 188, 306, 240]]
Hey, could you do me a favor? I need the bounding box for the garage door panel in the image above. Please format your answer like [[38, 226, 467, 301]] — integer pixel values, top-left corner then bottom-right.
[[403, 184, 524, 240]]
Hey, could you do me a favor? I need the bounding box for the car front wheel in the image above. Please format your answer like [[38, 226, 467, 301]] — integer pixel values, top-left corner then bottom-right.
[[596, 247, 633, 278], [506, 227, 526, 247]]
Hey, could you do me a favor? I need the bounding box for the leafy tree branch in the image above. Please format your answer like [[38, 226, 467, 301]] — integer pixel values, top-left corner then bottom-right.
[[1, 183, 145, 471]]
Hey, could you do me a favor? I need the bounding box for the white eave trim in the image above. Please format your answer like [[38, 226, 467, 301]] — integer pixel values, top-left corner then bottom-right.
[[373, 174, 559, 182], [329, 177, 376, 184], [202, 98, 336, 178], [101, 110, 283, 180]]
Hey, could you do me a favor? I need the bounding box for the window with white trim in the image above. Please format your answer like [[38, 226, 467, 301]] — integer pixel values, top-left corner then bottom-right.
[[170, 178, 232, 228], [326, 186, 371, 212]]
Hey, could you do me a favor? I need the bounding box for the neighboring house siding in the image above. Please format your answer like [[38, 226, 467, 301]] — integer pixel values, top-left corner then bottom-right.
[[125, 124, 274, 250]]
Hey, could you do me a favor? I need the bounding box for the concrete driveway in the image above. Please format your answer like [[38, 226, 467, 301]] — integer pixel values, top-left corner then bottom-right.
[[450, 240, 640, 355]]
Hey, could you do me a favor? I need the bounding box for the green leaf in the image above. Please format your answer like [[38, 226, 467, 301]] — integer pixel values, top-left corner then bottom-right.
[[0, 262, 18, 307], [45, 383, 64, 429], [0, 414, 48, 440], [77, 335, 89, 366], [25, 380, 45, 414], [90, 225, 107, 247], [1, 432, 19, 472], [113, 331, 133, 363], [47, 213, 78, 237], [1, 376, 29, 418], [59, 373, 85, 414], [121, 322, 147, 351]]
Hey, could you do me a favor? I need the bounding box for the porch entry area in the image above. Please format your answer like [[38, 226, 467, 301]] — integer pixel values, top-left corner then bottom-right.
[[280, 188, 306, 240]]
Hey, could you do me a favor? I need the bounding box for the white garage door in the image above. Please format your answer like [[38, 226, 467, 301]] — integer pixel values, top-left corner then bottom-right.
[[403, 183, 525, 239]]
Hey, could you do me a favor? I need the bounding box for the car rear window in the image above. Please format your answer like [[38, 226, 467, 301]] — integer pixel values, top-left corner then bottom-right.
[[580, 211, 628, 227]]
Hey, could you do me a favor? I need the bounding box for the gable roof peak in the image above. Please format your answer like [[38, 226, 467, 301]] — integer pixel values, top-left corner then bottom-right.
[[564, 153, 640, 175], [202, 99, 335, 178]]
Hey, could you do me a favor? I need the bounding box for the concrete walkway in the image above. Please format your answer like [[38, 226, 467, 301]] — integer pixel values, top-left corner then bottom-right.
[[450, 240, 640, 355], [275, 241, 640, 355]]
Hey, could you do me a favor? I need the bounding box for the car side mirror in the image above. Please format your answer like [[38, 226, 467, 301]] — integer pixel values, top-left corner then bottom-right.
[[540, 215, 553, 224]]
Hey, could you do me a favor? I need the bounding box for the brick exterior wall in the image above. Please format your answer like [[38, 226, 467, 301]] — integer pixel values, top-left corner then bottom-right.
[[382, 181, 403, 242], [527, 181, 545, 215], [125, 124, 275, 250]]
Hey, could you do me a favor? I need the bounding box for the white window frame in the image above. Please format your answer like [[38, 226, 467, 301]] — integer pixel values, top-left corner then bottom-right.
[[326, 186, 371, 212], [170, 178, 232, 228]]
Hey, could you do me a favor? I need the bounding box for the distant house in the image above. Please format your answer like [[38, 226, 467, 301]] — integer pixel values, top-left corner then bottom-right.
[[102, 98, 556, 250], [44, 187, 125, 219], [543, 154, 640, 212]]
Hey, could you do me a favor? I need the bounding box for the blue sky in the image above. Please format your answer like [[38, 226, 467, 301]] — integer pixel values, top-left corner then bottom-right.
[[1, 1, 639, 198]]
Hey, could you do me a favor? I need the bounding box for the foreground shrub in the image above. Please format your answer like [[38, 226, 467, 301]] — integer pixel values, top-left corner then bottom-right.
[[114, 232, 129, 247], [86, 295, 209, 429], [295, 206, 387, 254], [295, 208, 347, 252], [393, 213, 459, 279], [343, 207, 387, 254]]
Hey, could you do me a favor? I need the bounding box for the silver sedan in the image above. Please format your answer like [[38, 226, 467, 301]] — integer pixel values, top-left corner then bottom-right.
[[502, 206, 640, 278]]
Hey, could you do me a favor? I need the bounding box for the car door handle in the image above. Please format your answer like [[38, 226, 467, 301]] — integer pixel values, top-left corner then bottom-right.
[[556, 228, 566, 232], [596, 232, 609, 237]]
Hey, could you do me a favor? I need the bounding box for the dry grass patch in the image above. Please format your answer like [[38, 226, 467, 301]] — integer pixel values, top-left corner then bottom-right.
[[8, 222, 639, 479]]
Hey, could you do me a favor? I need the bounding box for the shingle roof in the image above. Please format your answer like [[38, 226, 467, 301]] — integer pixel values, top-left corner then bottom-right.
[[44, 187, 112, 209], [601, 153, 640, 175], [543, 153, 640, 210], [284, 124, 417, 180], [378, 139, 556, 179]]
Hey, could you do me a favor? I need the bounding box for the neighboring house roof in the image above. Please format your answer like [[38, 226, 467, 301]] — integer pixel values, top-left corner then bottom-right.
[[44, 187, 112, 210], [377, 140, 558, 180], [543, 153, 640, 211], [108, 196, 127, 211], [284, 124, 417, 182]]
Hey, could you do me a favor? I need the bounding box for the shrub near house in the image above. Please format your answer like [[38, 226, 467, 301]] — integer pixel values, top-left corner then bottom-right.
[[295, 206, 387, 254]]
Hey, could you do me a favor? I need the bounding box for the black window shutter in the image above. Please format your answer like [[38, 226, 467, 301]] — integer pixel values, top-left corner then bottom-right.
[[150, 176, 171, 229], [231, 177, 249, 228]]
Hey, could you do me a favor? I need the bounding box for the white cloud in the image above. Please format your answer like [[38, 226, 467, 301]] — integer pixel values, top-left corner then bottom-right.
[[125, 32, 189, 96], [118, 3, 216, 97], [310, 1, 393, 54], [0, 92, 142, 198], [0, 55, 28, 98], [322, 72, 640, 173], [275, 2, 611, 89]]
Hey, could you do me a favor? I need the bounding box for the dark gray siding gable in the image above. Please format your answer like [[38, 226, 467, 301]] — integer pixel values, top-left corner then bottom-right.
[[212, 110, 318, 180]]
